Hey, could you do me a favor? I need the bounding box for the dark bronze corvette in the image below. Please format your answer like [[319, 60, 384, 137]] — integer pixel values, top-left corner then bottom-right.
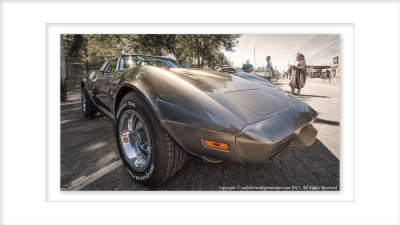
[[81, 54, 318, 186]]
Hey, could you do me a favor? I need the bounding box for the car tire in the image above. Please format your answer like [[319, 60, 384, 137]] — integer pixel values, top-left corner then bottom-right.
[[116, 92, 189, 186], [81, 87, 97, 118]]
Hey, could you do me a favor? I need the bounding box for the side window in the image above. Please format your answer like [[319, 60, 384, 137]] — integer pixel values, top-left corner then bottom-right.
[[105, 58, 118, 73], [99, 60, 109, 72]]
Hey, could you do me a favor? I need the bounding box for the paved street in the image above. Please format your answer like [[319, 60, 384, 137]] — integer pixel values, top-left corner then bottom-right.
[[61, 79, 340, 191], [275, 77, 340, 159]]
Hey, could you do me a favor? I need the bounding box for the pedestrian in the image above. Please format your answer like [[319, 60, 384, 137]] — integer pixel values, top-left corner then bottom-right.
[[265, 56, 275, 82], [160, 46, 177, 61], [289, 52, 307, 95], [326, 68, 331, 83]]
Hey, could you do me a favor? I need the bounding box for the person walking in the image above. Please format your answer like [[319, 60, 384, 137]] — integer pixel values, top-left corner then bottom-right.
[[289, 52, 307, 95], [265, 56, 275, 82], [326, 68, 331, 83]]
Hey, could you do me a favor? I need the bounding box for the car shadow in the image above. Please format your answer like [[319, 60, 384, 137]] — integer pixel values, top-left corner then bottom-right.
[[153, 138, 339, 191], [314, 118, 340, 126], [60, 86, 120, 188], [296, 94, 331, 99], [289, 93, 331, 99]]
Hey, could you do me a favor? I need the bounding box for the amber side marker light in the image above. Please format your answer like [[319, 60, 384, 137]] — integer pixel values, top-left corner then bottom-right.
[[203, 139, 229, 151]]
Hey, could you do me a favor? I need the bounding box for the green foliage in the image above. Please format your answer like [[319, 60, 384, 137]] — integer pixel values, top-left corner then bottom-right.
[[63, 34, 240, 71], [135, 34, 177, 55]]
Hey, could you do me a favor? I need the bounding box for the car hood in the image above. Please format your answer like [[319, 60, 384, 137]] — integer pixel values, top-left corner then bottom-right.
[[167, 68, 299, 124]]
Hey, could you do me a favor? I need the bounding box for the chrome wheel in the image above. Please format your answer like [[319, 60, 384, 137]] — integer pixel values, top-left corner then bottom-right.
[[119, 110, 152, 172]]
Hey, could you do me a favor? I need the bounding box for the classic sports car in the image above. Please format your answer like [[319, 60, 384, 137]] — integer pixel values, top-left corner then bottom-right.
[[81, 54, 318, 186]]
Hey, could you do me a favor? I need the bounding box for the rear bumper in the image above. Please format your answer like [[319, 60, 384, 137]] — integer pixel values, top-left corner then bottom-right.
[[235, 101, 318, 165]]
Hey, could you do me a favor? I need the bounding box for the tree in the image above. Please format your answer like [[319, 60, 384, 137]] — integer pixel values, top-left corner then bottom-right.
[[135, 34, 177, 55], [63, 34, 241, 71], [60, 35, 67, 101], [175, 34, 240, 68], [67, 34, 83, 58]]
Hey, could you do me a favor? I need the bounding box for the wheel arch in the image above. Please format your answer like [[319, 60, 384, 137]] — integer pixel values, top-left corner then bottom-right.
[[81, 79, 87, 89], [114, 84, 162, 124]]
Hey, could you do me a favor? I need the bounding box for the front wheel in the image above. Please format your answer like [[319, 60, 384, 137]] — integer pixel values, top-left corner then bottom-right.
[[116, 92, 189, 186]]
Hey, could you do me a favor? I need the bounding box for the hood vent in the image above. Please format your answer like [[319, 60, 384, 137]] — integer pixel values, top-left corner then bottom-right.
[[225, 89, 291, 115]]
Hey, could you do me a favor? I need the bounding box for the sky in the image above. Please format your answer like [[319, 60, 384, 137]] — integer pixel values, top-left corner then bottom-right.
[[222, 34, 340, 72]]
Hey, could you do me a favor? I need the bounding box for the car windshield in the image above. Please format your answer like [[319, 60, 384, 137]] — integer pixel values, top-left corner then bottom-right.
[[119, 55, 181, 70]]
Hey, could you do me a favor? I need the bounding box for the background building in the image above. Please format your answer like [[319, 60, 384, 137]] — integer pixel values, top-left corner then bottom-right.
[[331, 56, 340, 77]]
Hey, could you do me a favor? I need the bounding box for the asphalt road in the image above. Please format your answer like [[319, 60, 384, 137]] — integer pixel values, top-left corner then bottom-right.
[[275, 77, 341, 159], [61, 83, 339, 191]]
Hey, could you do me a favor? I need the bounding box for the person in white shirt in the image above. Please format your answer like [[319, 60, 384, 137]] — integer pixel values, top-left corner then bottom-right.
[[265, 56, 275, 81], [160, 46, 177, 61]]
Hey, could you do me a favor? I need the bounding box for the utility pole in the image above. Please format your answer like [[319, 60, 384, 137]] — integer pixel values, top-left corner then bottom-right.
[[254, 44, 255, 71], [287, 61, 290, 71]]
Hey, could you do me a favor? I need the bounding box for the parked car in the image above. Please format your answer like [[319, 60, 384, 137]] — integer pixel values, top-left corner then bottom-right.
[[81, 54, 318, 186]]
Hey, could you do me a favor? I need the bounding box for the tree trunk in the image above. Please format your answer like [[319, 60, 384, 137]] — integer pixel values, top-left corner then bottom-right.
[[68, 34, 83, 58], [197, 51, 200, 68], [60, 35, 67, 101]]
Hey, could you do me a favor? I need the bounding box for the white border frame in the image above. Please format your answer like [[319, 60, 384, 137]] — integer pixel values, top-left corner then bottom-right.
[[1, 1, 399, 224], [47, 23, 354, 202]]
